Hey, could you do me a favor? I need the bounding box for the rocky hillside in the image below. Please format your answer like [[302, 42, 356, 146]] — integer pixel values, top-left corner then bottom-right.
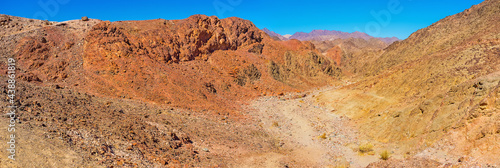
[[262, 28, 396, 77], [312, 38, 389, 75], [0, 14, 342, 167], [4, 14, 342, 115], [317, 0, 500, 165]]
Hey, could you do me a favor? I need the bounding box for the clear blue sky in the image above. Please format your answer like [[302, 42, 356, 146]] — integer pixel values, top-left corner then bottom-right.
[[1, 0, 484, 39]]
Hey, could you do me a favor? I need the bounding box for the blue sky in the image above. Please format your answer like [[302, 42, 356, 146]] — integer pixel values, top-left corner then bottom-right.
[[1, 0, 484, 39]]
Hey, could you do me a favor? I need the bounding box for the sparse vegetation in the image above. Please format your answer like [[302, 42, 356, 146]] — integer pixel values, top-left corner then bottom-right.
[[358, 143, 374, 153], [235, 64, 261, 86], [380, 150, 390, 160], [272, 121, 279, 127], [318, 133, 327, 139], [333, 164, 348, 168], [268, 60, 282, 81], [248, 43, 264, 54]]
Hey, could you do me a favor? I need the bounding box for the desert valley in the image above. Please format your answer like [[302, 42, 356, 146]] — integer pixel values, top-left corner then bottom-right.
[[0, 0, 499, 167]]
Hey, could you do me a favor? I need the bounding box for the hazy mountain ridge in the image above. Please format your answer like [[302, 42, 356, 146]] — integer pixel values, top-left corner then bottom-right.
[[290, 29, 400, 44], [261, 27, 400, 45], [262, 27, 288, 41]]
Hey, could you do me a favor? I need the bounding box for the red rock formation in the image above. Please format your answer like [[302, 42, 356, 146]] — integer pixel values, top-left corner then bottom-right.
[[1, 14, 341, 167], [75, 15, 338, 115], [325, 45, 342, 66]]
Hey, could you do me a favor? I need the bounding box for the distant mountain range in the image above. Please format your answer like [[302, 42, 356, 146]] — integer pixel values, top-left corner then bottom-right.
[[262, 28, 289, 41], [262, 28, 400, 44]]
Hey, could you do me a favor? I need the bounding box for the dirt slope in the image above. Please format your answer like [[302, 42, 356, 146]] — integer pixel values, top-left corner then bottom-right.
[[316, 0, 500, 166]]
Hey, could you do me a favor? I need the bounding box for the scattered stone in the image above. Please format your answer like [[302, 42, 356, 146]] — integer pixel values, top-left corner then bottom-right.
[[248, 43, 264, 54], [82, 16, 89, 21]]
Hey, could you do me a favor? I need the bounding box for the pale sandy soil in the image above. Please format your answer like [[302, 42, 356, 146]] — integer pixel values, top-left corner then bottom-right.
[[234, 86, 384, 168]]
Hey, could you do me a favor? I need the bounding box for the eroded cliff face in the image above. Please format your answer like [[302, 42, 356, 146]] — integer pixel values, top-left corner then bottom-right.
[[6, 14, 340, 116], [0, 14, 343, 167], [79, 15, 340, 114], [84, 15, 264, 64]]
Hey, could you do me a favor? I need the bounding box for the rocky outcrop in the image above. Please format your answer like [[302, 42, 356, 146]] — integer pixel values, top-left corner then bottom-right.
[[84, 15, 264, 64]]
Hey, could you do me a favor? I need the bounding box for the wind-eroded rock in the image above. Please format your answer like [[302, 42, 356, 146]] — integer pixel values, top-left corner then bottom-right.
[[84, 15, 264, 64]]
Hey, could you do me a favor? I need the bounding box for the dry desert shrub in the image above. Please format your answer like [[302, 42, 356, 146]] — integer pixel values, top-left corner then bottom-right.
[[358, 143, 374, 153], [380, 150, 390, 160]]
